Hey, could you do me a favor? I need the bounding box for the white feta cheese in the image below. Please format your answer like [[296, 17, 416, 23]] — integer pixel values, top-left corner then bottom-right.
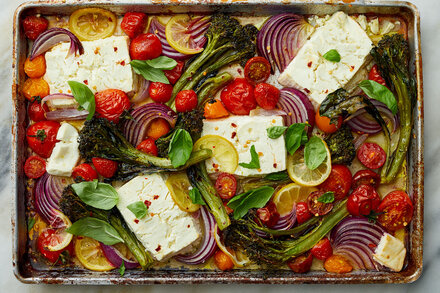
[[202, 116, 286, 176], [116, 174, 201, 261], [44, 36, 134, 95], [46, 98, 79, 110], [373, 232, 406, 272], [278, 12, 373, 105], [46, 123, 80, 177]]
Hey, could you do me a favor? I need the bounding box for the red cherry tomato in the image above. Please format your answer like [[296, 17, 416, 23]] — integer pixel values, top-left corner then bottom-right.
[[244, 56, 271, 85], [121, 12, 147, 39], [149, 82, 173, 103], [23, 15, 48, 40], [377, 190, 413, 231], [347, 184, 381, 216], [287, 252, 313, 273], [37, 228, 74, 264], [26, 121, 60, 158], [215, 173, 237, 200], [175, 90, 198, 113], [129, 33, 162, 60], [220, 78, 256, 115], [94, 89, 131, 123], [318, 165, 352, 200], [254, 83, 280, 110], [24, 155, 46, 179], [296, 202, 313, 224], [368, 64, 387, 87], [72, 163, 98, 181], [315, 111, 342, 134], [307, 190, 333, 217], [357, 142, 386, 169], [28, 100, 49, 122], [91, 157, 118, 178], [256, 201, 280, 228], [352, 169, 381, 190], [164, 60, 184, 85], [311, 238, 333, 260], [136, 138, 158, 156]]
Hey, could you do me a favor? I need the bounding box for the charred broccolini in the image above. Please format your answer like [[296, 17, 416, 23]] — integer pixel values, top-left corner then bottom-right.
[[324, 125, 356, 165]]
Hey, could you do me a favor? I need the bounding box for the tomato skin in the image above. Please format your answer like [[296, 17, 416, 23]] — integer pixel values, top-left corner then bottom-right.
[[318, 165, 352, 200], [72, 163, 98, 181], [94, 89, 131, 123], [24, 55, 46, 78], [215, 173, 237, 200], [37, 229, 74, 264], [369, 64, 387, 87], [23, 15, 48, 40], [315, 111, 342, 134], [26, 121, 60, 158], [311, 238, 333, 260], [121, 12, 147, 39], [324, 255, 353, 273], [149, 82, 173, 103], [28, 100, 49, 122], [377, 190, 413, 232], [244, 56, 271, 85], [129, 33, 162, 60], [204, 99, 229, 119], [164, 60, 184, 85], [146, 118, 170, 140], [296, 202, 313, 224], [287, 252, 313, 273], [91, 157, 118, 178], [352, 169, 381, 190], [220, 78, 256, 115], [254, 83, 280, 110], [175, 90, 198, 113], [347, 184, 381, 216], [256, 201, 280, 228], [307, 190, 333, 216], [24, 155, 46, 179], [214, 250, 234, 271], [357, 142, 386, 169], [22, 78, 50, 101], [136, 138, 159, 156]]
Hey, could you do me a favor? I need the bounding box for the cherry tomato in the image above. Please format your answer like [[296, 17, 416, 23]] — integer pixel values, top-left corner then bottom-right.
[[287, 252, 313, 273], [347, 184, 381, 216], [146, 118, 170, 140], [296, 202, 313, 224], [369, 64, 387, 87], [94, 89, 131, 123], [26, 121, 60, 158], [254, 83, 280, 110], [256, 201, 280, 228], [220, 78, 256, 115], [215, 173, 237, 200], [72, 163, 98, 181], [315, 111, 342, 134], [120, 12, 147, 39], [149, 82, 173, 103], [91, 157, 118, 178], [24, 55, 46, 78], [352, 169, 381, 190], [24, 155, 46, 179], [377, 190, 413, 232], [136, 138, 158, 156], [318, 165, 352, 200], [357, 142, 386, 169], [23, 15, 48, 40], [214, 250, 234, 271], [37, 228, 74, 264], [164, 60, 184, 85], [244, 56, 271, 85], [324, 255, 353, 273], [22, 78, 50, 101], [307, 190, 333, 217], [204, 99, 229, 119], [129, 33, 162, 60], [311, 238, 333, 260], [28, 100, 49, 122], [175, 90, 198, 113]]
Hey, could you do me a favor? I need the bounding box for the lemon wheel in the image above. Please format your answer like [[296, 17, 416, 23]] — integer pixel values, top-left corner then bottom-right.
[[69, 8, 117, 41], [166, 172, 200, 213], [165, 14, 207, 55], [75, 237, 115, 271], [272, 183, 317, 216], [46, 211, 73, 251]]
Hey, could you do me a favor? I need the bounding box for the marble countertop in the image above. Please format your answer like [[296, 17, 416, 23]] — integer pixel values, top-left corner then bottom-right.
[[1, 0, 438, 291]]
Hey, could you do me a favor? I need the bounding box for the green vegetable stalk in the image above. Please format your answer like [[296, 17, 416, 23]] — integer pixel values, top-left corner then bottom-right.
[[196, 72, 233, 106]]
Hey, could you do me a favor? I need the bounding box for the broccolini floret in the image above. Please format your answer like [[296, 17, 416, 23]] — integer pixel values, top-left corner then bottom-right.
[[324, 125, 356, 165]]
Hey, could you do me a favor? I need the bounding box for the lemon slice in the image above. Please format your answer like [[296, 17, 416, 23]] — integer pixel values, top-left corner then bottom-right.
[[46, 212, 73, 251], [273, 183, 318, 216], [75, 237, 115, 271], [287, 139, 332, 187], [69, 8, 117, 41], [165, 14, 207, 54], [166, 172, 200, 213], [193, 135, 239, 174], [213, 224, 249, 267]]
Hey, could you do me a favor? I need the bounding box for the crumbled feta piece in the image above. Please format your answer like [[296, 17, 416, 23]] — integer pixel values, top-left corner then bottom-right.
[[353, 15, 368, 31], [46, 123, 79, 177], [46, 98, 79, 110], [116, 174, 201, 261], [369, 17, 380, 35], [373, 233, 406, 272]]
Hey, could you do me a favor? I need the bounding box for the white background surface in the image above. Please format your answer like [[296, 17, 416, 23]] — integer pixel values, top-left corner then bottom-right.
[[1, 0, 437, 291]]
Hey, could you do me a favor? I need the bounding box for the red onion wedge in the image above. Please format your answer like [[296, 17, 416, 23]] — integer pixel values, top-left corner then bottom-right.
[[354, 133, 369, 150], [330, 216, 385, 270], [255, 205, 296, 238], [277, 88, 315, 130], [100, 243, 139, 269], [249, 108, 287, 117], [46, 108, 89, 121], [30, 28, 84, 60], [41, 93, 75, 104], [175, 206, 217, 265], [131, 78, 150, 104]]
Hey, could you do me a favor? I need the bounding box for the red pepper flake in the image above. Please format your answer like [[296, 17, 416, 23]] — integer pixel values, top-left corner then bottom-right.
[[273, 163, 277, 168], [307, 61, 312, 68], [144, 200, 151, 208], [153, 195, 159, 200], [83, 80, 88, 85], [231, 123, 237, 128], [350, 65, 355, 72], [212, 163, 219, 169], [237, 68, 242, 75], [368, 243, 377, 248], [77, 236, 83, 240], [94, 47, 100, 55], [108, 17, 113, 22], [155, 245, 161, 252], [120, 60, 126, 66], [187, 225, 190, 228], [325, 89, 329, 94], [134, 219, 139, 224], [231, 132, 237, 139], [77, 62, 80, 66], [114, 47, 118, 52], [150, 213, 155, 217], [304, 88, 310, 94]]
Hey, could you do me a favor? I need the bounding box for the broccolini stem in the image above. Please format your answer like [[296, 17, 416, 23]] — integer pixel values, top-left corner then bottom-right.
[[196, 72, 233, 106], [248, 216, 320, 237]]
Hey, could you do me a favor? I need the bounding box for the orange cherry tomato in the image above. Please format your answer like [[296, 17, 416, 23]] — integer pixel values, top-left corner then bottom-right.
[[204, 99, 229, 119], [214, 250, 234, 271], [24, 55, 47, 78], [324, 255, 353, 274], [22, 78, 50, 101], [315, 111, 342, 134], [146, 118, 170, 140]]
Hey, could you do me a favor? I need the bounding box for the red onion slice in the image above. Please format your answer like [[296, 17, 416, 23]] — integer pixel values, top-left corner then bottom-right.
[[277, 88, 315, 131], [255, 205, 297, 238], [354, 134, 369, 150], [46, 108, 89, 121], [131, 78, 150, 104], [41, 93, 75, 104], [100, 243, 139, 269], [30, 28, 84, 60]]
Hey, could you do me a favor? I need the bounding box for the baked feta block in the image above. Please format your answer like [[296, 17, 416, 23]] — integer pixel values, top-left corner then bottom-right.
[[202, 116, 286, 176], [44, 36, 134, 96], [278, 12, 373, 105], [116, 174, 201, 261], [373, 232, 406, 272]]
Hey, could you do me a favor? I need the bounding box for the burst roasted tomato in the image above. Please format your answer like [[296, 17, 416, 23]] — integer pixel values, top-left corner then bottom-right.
[[307, 190, 333, 217], [215, 173, 237, 200], [72, 163, 98, 181], [129, 33, 162, 60], [24, 155, 46, 179], [254, 83, 280, 110], [92, 157, 118, 178], [256, 201, 280, 228], [319, 165, 352, 200], [220, 78, 256, 115], [136, 138, 158, 156], [23, 15, 48, 40], [287, 252, 313, 273], [346, 184, 381, 216], [164, 60, 184, 84], [377, 190, 413, 231], [120, 12, 147, 39], [214, 250, 234, 271], [26, 120, 60, 158], [315, 111, 342, 134], [324, 255, 353, 273], [357, 142, 387, 169], [94, 89, 131, 123], [311, 238, 333, 260], [37, 228, 74, 264], [28, 99, 49, 122], [175, 90, 198, 113], [149, 82, 173, 103], [244, 56, 271, 85], [352, 169, 381, 190], [369, 64, 387, 87], [296, 202, 313, 224]]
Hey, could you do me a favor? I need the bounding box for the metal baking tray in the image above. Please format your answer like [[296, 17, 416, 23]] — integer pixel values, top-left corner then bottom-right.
[[12, 0, 424, 284]]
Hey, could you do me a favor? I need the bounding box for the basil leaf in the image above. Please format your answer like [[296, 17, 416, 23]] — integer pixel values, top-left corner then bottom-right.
[[238, 145, 260, 169], [71, 180, 119, 210], [358, 80, 398, 115], [323, 49, 341, 62], [264, 171, 289, 181], [127, 201, 148, 219], [68, 81, 95, 120], [188, 187, 206, 205], [119, 260, 126, 276], [66, 217, 123, 245], [227, 186, 275, 220], [266, 126, 287, 139], [304, 136, 327, 170], [285, 123, 308, 155], [130, 60, 170, 84], [317, 191, 335, 203], [169, 129, 193, 168], [145, 56, 178, 70], [27, 217, 35, 232]]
